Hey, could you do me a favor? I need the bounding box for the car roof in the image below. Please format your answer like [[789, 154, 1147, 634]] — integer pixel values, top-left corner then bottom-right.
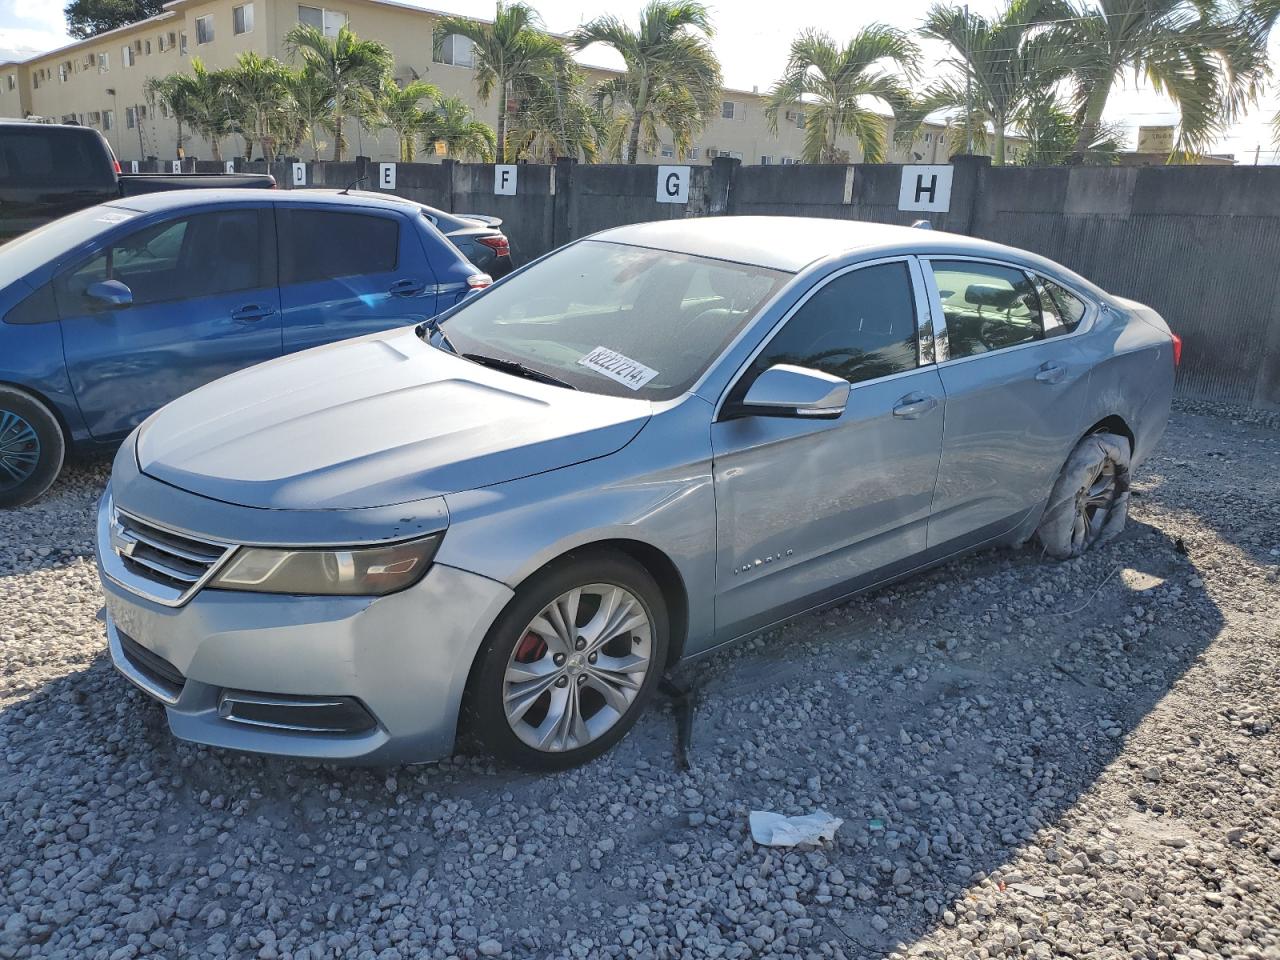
[[108, 188, 421, 215], [590, 217, 1049, 273]]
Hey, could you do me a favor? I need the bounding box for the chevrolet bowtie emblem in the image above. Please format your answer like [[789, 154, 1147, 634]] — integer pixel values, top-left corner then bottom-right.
[[110, 520, 138, 559]]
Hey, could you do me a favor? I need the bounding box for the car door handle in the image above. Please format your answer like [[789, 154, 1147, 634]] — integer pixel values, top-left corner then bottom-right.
[[892, 393, 939, 419], [231, 304, 276, 323], [389, 278, 426, 297], [1035, 361, 1067, 384]]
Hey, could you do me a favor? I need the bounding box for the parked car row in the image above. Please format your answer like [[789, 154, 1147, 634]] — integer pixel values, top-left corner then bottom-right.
[[84, 216, 1178, 771]]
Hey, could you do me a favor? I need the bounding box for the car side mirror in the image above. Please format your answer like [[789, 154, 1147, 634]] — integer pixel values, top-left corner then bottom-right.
[[85, 279, 133, 308], [733, 364, 850, 420]]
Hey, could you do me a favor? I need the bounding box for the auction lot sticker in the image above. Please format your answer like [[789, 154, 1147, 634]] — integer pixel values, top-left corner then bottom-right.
[[577, 346, 659, 391]]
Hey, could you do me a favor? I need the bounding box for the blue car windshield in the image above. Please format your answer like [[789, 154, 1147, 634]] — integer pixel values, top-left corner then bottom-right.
[[0, 204, 137, 289], [437, 240, 790, 401]]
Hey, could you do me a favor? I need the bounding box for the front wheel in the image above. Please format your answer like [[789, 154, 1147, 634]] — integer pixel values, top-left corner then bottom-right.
[[467, 553, 669, 770], [1036, 430, 1131, 559], [0, 387, 65, 510]]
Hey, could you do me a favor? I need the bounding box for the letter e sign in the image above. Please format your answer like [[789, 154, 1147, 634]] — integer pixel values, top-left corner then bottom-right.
[[379, 162, 396, 189], [898, 165, 953, 212], [656, 165, 690, 204], [494, 164, 518, 196]]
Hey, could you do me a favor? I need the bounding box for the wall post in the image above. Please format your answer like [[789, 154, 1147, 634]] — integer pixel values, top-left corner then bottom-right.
[[552, 157, 576, 249], [709, 155, 740, 216], [947, 154, 991, 235]]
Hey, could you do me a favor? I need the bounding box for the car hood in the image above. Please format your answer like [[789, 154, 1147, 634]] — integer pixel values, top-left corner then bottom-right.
[[136, 328, 652, 510]]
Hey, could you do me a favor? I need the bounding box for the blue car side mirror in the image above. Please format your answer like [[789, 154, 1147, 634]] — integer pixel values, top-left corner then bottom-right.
[[86, 279, 133, 308]]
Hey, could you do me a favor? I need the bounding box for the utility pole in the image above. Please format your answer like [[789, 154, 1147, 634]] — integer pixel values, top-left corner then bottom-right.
[[1255, 143, 1261, 165], [964, 5, 974, 155], [135, 104, 144, 159]]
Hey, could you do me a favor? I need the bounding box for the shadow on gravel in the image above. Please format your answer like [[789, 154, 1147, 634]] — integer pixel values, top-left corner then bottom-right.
[[0, 518, 1227, 958]]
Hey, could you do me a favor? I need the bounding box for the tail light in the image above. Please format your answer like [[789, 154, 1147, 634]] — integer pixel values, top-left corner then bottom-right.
[[112, 159, 122, 174], [1170, 332, 1182, 366], [476, 234, 510, 258], [467, 273, 492, 291]]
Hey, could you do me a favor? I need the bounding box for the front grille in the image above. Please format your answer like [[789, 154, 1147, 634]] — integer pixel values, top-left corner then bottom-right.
[[118, 630, 186, 700], [109, 507, 232, 604]]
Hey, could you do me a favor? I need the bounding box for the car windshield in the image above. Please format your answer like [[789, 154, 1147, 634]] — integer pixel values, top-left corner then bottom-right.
[[0, 203, 136, 288], [436, 240, 790, 400]]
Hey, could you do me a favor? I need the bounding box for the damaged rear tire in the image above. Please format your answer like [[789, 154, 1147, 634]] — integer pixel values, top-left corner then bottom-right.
[[1036, 430, 1131, 559]]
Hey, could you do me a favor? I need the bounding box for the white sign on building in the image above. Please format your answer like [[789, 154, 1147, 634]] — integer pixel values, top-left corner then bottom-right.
[[494, 165, 518, 195], [898, 165, 953, 213], [656, 165, 690, 204], [292, 162, 307, 186], [378, 162, 396, 189]]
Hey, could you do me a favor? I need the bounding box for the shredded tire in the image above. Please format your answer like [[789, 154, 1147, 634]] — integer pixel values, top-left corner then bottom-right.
[[1036, 431, 1131, 560]]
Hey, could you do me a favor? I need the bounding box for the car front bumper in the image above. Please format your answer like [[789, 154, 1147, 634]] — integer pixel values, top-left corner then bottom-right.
[[97, 495, 514, 765]]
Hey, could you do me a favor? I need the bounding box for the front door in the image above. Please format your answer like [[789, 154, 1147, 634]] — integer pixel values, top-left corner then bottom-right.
[[711, 259, 946, 643], [277, 205, 439, 353], [57, 207, 282, 440], [923, 258, 1092, 548]]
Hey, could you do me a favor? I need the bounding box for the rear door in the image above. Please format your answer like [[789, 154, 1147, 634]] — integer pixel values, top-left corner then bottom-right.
[[276, 204, 439, 352], [922, 257, 1093, 549], [57, 205, 282, 440]]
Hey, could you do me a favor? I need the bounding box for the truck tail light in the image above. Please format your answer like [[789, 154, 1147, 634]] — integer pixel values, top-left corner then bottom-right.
[[476, 234, 510, 258], [113, 159, 122, 174], [1170, 332, 1182, 366], [467, 273, 492, 291]]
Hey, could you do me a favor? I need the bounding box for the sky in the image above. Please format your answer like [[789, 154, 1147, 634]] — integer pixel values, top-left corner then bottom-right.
[[2, 0, 1278, 161]]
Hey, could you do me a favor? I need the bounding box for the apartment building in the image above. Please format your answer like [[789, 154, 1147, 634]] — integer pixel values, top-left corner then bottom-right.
[[0, 0, 974, 165]]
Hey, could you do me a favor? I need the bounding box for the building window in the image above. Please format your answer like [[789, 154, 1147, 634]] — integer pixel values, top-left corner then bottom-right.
[[144, 39, 152, 54], [58, 62, 69, 82], [781, 156, 796, 165], [720, 100, 737, 120], [196, 14, 215, 44], [122, 44, 135, 66], [433, 33, 475, 67], [126, 106, 136, 128], [169, 31, 177, 47], [660, 144, 674, 159], [98, 52, 109, 70], [6, 74, 14, 91], [103, 109, 113, 130], [180, 32, 188, 54], [760, 155, 772, 165], [158, 34, 166, 51], [32, 73, 40, 89], [685, 146, 699, 160], [298, 5, 347, 37], [234, 3, 254, 34]]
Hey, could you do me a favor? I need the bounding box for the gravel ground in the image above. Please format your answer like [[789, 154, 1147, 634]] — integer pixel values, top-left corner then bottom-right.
[[1, 402, 1278, 960]]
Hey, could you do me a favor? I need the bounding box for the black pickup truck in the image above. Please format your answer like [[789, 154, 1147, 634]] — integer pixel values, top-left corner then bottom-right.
[[0, 120, 275, 242]]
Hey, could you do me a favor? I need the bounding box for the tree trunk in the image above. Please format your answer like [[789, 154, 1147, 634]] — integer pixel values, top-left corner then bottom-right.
[[210, 136, 222, 162], [496, 96, 507, 164], [1069, 78, 1112, 165], [243, 134, 255, 161], [993, 116, 1006, 166], [628, 75, 649, 164], [333, 102, 346, 161]]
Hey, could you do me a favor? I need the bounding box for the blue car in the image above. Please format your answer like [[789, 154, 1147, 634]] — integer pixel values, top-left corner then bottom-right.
[[0, 189, 490, 506]]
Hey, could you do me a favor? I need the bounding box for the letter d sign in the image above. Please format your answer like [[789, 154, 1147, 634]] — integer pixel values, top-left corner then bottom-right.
[[656, 165, 690, 204]]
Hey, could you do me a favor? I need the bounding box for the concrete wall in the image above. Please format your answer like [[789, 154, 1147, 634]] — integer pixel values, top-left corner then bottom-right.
[[177, 153, 1278, 408]]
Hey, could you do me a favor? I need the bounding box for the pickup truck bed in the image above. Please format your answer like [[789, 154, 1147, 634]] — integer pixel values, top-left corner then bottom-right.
[[1, 120, 274, 241]]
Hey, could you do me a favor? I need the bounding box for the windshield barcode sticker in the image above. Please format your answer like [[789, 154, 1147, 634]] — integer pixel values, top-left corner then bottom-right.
[[577, 346, 659, 391]]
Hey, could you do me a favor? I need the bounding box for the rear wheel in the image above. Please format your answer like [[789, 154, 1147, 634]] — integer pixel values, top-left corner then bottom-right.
[[0, 387, 65, 510], [1036, 430, 1131, 559], [468, 553, 668, 770]]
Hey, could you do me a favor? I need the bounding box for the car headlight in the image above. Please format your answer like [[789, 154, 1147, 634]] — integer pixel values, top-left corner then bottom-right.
[[208, 535, 442, 596]]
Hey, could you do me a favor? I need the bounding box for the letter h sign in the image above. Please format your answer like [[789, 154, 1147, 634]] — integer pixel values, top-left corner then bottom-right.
[[898, 165, 953, 213]]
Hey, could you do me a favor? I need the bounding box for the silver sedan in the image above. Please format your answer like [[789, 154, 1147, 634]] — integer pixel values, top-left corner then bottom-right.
[[96, 217, 1177, 769]]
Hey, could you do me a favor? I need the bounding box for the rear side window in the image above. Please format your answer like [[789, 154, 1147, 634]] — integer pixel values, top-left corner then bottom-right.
[[278, 209, 399, 284], [740, 261, 919, 391], [0, 128, 114, 187], [931, 261, 1043, 358], [1037, 278, 1088, 336]]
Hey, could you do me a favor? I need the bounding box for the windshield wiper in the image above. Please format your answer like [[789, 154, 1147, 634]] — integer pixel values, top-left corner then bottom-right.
[[462, 353, 577, 390]]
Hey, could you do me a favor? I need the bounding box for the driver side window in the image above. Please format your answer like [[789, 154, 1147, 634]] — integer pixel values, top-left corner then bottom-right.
[[732, 261, 919, 402]]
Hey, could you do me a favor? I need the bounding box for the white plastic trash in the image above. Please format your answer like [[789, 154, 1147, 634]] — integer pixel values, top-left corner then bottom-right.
[[749, 810, 843, 847]]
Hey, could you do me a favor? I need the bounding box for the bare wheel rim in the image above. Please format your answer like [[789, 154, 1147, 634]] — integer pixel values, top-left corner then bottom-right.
[[502, 583, 654, 753], [1073, 459, 1117, 548]]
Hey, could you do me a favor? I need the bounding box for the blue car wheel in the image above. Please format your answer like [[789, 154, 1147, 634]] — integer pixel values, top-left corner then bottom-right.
[[0, 387, 65, 509]]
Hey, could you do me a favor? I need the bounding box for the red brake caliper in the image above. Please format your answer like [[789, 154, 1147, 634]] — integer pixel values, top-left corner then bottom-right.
[[514, 632, 547, 663]]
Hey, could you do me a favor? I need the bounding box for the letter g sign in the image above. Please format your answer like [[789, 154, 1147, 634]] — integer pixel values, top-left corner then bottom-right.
[[656, 165, 690, 204]]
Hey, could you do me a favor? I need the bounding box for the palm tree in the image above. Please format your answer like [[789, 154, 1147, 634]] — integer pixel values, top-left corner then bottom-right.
[[765, 26, 918, 164], [285, 23, 392, 160], [1015, 90, 1123, 163], [145, 59, 234, 161], [366, 77, 441, 161], [434, 2, 565, 163], [225, 51, 293, 161], [505, 54, 604, 161], [920, 0, 1068, 165], [283, 65, 337, 160], [144, 73, 191, 158], [421, 96, 498, 161], [1057, 0, 1271, 161], [571, 1, 722, 164]]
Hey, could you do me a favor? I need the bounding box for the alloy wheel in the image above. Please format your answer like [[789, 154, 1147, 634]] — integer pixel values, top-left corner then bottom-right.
[[1074, 459, 1116, 548], [0, 410, 40, 491], [502, 583, 654, 753]]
